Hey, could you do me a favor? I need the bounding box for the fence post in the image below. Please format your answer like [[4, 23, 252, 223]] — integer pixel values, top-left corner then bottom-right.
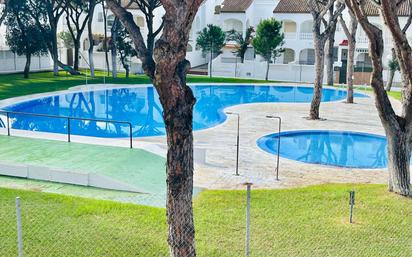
[[7, 112, 10, 136], [129, 123, 133, 149], [15, 197, 24, 257], [349, 191, 355, 223], [67, 117, 71, 143], [244, 182, 253, 257]]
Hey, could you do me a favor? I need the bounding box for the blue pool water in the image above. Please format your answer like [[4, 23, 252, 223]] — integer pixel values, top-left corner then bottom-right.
[[257, 130, 388, 169], [2, 85, 365, 138]]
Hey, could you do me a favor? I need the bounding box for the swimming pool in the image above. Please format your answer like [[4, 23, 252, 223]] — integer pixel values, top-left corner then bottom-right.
[[257, 130, 388, 169], [2, 85, 365, 138]]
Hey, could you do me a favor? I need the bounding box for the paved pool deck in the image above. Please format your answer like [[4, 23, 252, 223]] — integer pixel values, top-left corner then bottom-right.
[[0, 83, 402, 204]]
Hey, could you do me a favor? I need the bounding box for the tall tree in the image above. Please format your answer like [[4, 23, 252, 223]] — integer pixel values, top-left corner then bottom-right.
[[114, 22, 136, 78], [87, 0, 98, 78], [339, 1, 358, 103], [5, 0, 48, 78], [347, 0, 412, 196], [108, 1, 136, 78], [252, 18, 284, 81], [65, 0, 91, 71], [110, 16, 120, 78], [307, 0, 344, 119], [385, 48, 400, 91], [106, 0, 204, 255], [133, 0, 163, 56], [196, 24, 226, 78], [326, 4, 338, 86], [27, 0, 71, 75], [226, 26, 254, 63], [0, 0, 8, 26], [102, 0, 110, 75]]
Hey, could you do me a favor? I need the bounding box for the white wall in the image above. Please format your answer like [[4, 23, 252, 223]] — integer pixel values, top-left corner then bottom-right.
[[0, 51, 52, 74]]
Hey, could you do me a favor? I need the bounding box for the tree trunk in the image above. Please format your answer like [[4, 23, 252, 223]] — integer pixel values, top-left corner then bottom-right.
[[102, 0, 110, 76], [105, 1, 204, 254], [310, 36, 326, 119], [326, 32, 336, 86], [161, 82, 196, 256], [74, 40, 80, 71], [88, 0, 96, 78], [24, 53, 31, 79], [265, 60, 270, 81], [125, 65, 129, 78], [209, 49, 213, 78], [52, 50, 59, 76], [385, 69, 395, 91], [347, 40, 355, 103], [111, 20, 118, 78], [111, 48, 117, 78], [51, 26, 59, 76], [88, 41, 95, 78], [386, 130, 412, 196]]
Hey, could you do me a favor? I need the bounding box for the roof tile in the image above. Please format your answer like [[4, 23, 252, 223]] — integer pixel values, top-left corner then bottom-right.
[[221, 0, 254, 13]]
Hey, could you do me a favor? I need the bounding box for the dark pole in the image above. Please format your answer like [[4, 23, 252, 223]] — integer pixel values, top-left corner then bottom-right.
[[6, 112, 10, 136], [235, 55, 238, 77], [349, 190, 355, 223], [236, 114, 240, 176], [129, 123, 133, 149], [67, 117, 71, 143], [276, 117, 281, 180], [243, 182, 253, 257], [266, 115, 282, 180], [226, 112, 240, 176], [210, 40, 213, 78]]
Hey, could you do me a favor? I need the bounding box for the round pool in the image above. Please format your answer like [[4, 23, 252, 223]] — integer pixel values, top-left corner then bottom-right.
[[257, 130, 388, 169], [2, 85, 365, 138]]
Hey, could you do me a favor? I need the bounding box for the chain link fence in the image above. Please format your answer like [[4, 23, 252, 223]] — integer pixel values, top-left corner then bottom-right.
[[1, 186, 411, 257]]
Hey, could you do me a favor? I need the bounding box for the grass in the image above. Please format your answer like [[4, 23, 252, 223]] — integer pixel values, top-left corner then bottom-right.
[[0, 71, 279, 100], [1, 184, 411, 256], [334, 84, 402, 101]]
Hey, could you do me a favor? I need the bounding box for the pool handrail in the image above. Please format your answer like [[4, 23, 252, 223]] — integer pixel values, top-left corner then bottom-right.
[[266, 115, 282, 181], [0, 110, 134, 149]]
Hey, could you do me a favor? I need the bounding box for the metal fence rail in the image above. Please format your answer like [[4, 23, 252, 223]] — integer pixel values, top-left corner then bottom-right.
[[0, 110, 134, 148]]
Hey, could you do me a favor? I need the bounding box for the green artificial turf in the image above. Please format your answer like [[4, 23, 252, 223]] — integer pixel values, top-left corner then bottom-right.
[[1, 184, 411, 257], [0, 136, 166, 196]]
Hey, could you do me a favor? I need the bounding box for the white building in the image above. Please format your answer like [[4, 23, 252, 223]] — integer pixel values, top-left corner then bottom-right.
[[0, 0, 410, 85], [212, 0, 410, 85]]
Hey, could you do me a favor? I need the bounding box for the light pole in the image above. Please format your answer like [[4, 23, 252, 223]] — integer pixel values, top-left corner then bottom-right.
[[226, 112, 240, 176], [266, 115, 282, 180]]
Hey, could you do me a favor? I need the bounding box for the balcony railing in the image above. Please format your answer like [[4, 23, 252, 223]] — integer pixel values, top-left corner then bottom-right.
[[284, 32, 297, 40], [299, 33, 313, 40], [356, 36, 369, 44]]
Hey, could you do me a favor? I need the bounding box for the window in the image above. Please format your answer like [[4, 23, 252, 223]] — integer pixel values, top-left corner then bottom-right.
[[98, 12, 103, 22], [107, 15, 115, 29], [136, 16, 145, 28]]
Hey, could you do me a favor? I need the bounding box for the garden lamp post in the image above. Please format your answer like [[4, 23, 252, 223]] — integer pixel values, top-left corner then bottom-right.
[[226, 111, 240, 176], [266, 115, 282, 180]]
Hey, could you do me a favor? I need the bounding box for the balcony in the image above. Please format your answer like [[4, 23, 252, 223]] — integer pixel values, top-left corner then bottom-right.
[[284, 32, 297, 40], [299, 33, 313, 40], [356, 36, 369, 44]]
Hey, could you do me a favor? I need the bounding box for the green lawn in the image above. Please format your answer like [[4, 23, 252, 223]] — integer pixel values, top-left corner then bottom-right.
[[0, 71, 279, 100], [335, 84, 402, 101], [1, 184, 411, 256]]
